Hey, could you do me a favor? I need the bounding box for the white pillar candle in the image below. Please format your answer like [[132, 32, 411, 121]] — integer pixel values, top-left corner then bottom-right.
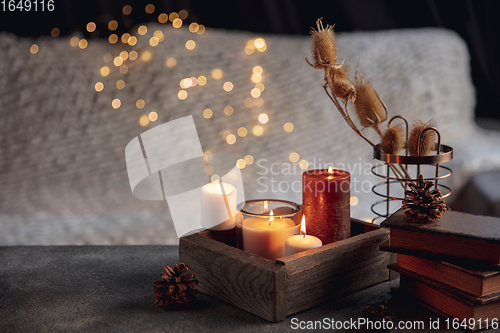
[[242, 211, 300, 261], [285, 216, 322, 256], [201, 182, 237, 231]]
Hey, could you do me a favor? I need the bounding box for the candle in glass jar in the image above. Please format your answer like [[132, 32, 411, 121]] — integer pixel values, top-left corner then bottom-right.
[[201, 182, 238, 231], [242, 210, 300, 261], [285, 216, 322, 256], [302, 166, 350, 244]]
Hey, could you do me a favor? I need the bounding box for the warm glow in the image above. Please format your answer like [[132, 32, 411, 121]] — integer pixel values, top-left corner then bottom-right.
[[255, 83, 265, 92], [169, 12, 179, 21], [223, 82, 233, 92], [30, 44, 39, 54], [254, 97, 264, 107], [116, 80, 125, 90], [198, 75, 207, 85], [264, 201, 269, 210], [203, 109, 213, 119], [118, 51, 128, 61], [179, 9, 188, 19], [328, 166, 334, 174], [121, 33, 130, 43], [252, 125, 264, 137], [129, 51, 138, 61], [122, 5, 132, 15], [114, 57, 123, 67], [138, 25, 147, 35], [78, 39, 88, 49], [178, 90, 188, 100], [289, 152, 299, 163], [224, 106, 234, 116], [158, 13, 168, 23], [299, 160, 309, 170], [86, 22, 96, 33], [141, 51, 152, 61], [70, 37, 79, 47], [204, 151, 213, 162], [197, 25, 205, 34], [237, 159, 246, 169], [139, 115, 149, 126], [166, 57, 176, 67], [51, 28, 60, 37], [269, 210, 274, 224], [212, 69, 223, 80], [108, 20, 118, 31], [108, 34, 118, 44], [244, 155, 254, 165], [149, 111, 158, 122], [180, 78, 191, 89], [254, 38, 265, 49], [172, 18, 183, 28], [185, 40, 196, 50], [350, 196, 359, 206], [300, 215, 307, 235], [95, 82, 104, 92], [284, 122, 294, 133], [238, 127, 247, 137], [154, 30, 164, 39], [112, 99, 121, 109], [251, 88, 261, 98], [149, 37, 159, 47], [226, 134, 236, 145], [189, 22, 199, 33], [136, 99, 145, 109], [253, 66, 263, 75], [128, 36, 137, 46], [119, 65, 128, 74], [258, 113, 269, 124], [251, 74, 262, 83], [100, 66, 110, 76], [145, 4, 155, 14]]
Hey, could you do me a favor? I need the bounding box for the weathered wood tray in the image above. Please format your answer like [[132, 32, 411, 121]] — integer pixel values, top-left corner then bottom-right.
[[179, 218, 394, 322]]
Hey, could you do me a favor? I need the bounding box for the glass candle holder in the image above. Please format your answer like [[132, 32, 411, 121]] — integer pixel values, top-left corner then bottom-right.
[[237, 200, 302, 261]]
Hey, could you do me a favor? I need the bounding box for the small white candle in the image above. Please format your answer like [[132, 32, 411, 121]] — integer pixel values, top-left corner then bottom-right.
[[201, 182, 237, 231], [285, 216, 322, 256], [243, 210, 300, 261]]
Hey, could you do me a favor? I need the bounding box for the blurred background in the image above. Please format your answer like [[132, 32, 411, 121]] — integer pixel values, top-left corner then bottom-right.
[[1, 0, 500, 246]]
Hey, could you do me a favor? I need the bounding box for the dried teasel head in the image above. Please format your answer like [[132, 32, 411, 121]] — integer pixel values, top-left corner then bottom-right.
[[327, 65, 356, 102], [408, 120, 436, 156], [381, 123, 404, 155], [354, 74, 387, 129], [309, 18, 337, 69]]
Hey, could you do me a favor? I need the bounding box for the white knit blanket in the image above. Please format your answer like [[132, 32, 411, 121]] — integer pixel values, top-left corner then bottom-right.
[[1, 24, 499, 245]]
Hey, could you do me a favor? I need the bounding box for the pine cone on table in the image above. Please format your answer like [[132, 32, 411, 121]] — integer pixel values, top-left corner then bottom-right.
[[153, 263, 198, 309], [402, 175, 446, 223]]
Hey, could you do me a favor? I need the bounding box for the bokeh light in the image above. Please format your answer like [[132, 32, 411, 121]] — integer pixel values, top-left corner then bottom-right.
[[51, 28, 60, 37], [252, 125, 264, 136], [238, 127, 248, 137], [224, 106, 234, 116], [185, 40, 196, 50], [226, 134, 236, 145], [136, 99, 145, 109], [350, 196, 359, 206], [141, 51, 152, 61], [122, 5, 132, 15], [78, 39, 88, 49], [212, 69, 223, 80], [148, 111, 159, 122], [179, 9, 188, 19], [129, 51, 138, 61], [108, 34, 118, 44], [251, 74, 262, 83], [119, 51, 129, 61], [166, 57, 176, 68], [119, 65, 128, 74], [284, 122, 294, 132], [114, 57, 123, 66], [116, 80, 125, 90], [70, 37, 79, 47], [203, 109, 213, 119], [237, 159, 246, 169], [253, 66, 263, 75], [223, 82, 233, 92], [112, 99, 121, 109], [299, 160, 309, 170], [251, 88, 261, 98], [138, 25, 147, 35], [30, 44, 39, 54], [254, 97, 264, 107], [108, 20, 118, 31], [197, 25, 205, 34], [289, 152, 299, 163], [86, 22, 96, 33], [169, 12, 179, 21], [258, 114, 269, 124], [149, 37, 159, 47], [140, 115, 150, 126], [158, 13, 168, 23], [189, 23, 199, 33], [244, 155, 254, 165], [121, 33, 130, 43], [128, 36, 137, 46], [145, 4, 155, 14], [255, 83, 265, 92], [100, 66, 110, 76], [197, 75, 207, 85], [178, 90, 188, 100], [95, 82, 104, 92], [204, 151, 213, 162], [172, 18, 183, 28]]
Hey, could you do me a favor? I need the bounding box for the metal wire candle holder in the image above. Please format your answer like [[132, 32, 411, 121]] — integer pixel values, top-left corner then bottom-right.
[[371, 116, 453, 222]]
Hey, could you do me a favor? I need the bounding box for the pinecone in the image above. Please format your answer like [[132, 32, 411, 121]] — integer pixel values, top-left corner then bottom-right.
[[402, 175, 446, 223], [153, 263, 198, 309]]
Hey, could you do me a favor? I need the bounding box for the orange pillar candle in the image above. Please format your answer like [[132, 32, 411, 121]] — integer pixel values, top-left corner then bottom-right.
[[302, 166, 350, 244]]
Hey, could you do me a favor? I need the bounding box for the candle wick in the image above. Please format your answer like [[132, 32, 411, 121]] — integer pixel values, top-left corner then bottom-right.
[[301, 232, 306, 238]]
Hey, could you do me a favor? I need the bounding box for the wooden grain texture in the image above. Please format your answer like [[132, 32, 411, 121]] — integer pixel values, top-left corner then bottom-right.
[[179, 233, 287, 322], [278, 228, 390, 316]]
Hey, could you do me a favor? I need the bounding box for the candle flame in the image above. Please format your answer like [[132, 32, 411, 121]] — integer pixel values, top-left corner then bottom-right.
[[264, 200, 268, 210], [328, 166, 333, 173], [269, 210, 274, 225], [300, 215, 306, 236]]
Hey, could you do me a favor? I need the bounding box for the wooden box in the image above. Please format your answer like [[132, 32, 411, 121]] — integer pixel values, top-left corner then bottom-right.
[[179, 219, 395, 322]]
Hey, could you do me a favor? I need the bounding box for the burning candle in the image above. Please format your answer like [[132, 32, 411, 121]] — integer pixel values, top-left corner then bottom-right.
[[302, 166, 350, 244], [242, 210, 300, 261], [201, 182, 238, 231], [285, 216, 322, 256]]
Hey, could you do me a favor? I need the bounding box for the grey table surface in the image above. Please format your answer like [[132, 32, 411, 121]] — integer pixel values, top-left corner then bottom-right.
[[0, 246, 480, 332]]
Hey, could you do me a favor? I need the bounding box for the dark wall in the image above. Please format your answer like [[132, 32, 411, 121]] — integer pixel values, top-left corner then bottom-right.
[[1, 0, 498, 120]]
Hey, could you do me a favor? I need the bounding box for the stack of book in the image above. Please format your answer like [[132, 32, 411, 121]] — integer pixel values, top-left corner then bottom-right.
[[381, 208, 500, 327]]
